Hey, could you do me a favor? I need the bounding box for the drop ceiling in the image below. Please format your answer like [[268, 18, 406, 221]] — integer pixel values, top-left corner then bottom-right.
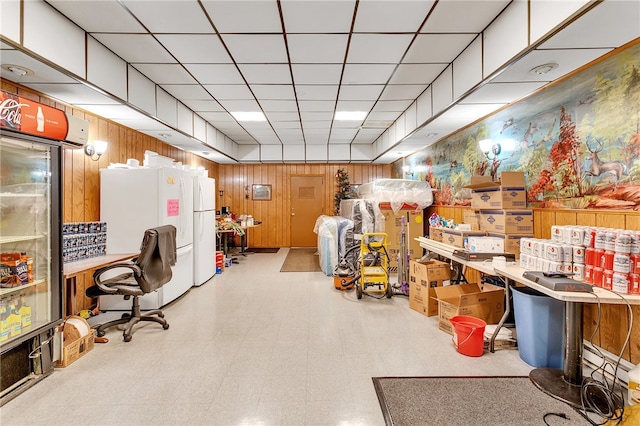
[[1, 0, 638, 164]]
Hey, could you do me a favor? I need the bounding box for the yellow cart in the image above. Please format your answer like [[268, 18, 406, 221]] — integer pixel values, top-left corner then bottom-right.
[[356, 233, 392, 299]]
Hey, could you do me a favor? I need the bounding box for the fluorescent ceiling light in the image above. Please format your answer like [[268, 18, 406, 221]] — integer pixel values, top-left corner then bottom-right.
[[231, 111, 266, 121], [334, 111, 367, 121]]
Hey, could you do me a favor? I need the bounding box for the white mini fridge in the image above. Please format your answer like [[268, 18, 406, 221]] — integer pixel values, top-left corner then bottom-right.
[[99, 166, 194, 310]]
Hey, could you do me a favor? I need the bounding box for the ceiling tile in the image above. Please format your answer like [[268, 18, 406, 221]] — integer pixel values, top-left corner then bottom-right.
[[298, 100, 336, 112], [301, 121, 332, 129], [295, 85, 339, 101], [342, 64, 397, 84], [403, 34, 476, 63], [460, 82, 547, 104], [250, 85, 296, 100], [335, 100, 376, 111], [353, 1, 435, 32], [331, 128, 358, 139], [275, 128, 304, 139], [347, 34, 414, 63], [379, 85, 428, 101], [265, 111, 300, 121], [203, 84, 254, 100], [281, 1, 355, 33], [120, 0, 214, 33], [237, 64, 292, 84], [198, 111, 236, 122], [292, 64, 342, 85], [389, 63, 447, 85], [300, 111, 334, 121], [422, 0, 510, 33], [155, 34, 232, 63], [287, 34, 348, 63], [371, 100, 413, 112], [181, 100, 224, 112], [132, 63, 196, 84], [272, 122, 302, 130], [47, 0, 145, 32], [216, 99, 261, 111], [365, 111, 404, 122], [202, 0, 281, 33], [184, 64, 245, 85], [338, 85, 385, 101], [223, 35, 288, 63], [259, 100, 298, 112], [92, 34, 175, 63], [161, 84, 213, 100]]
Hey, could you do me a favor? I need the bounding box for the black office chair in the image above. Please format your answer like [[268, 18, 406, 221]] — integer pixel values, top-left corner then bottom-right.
[[86, 225, 177, 342]]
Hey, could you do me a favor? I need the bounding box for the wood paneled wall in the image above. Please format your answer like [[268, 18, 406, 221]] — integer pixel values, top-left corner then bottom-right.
[[427, 205, 640, 364], [217, 164, 391, 248]]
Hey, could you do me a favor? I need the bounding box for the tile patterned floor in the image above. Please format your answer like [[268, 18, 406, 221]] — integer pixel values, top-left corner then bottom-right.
[[1, 249, 532, 425]]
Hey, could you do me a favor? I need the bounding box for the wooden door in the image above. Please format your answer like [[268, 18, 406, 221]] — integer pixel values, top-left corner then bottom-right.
[[290, 175, 324, 247]]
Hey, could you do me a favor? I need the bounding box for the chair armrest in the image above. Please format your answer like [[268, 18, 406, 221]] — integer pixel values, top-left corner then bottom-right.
[[93, 261, 142, 294]]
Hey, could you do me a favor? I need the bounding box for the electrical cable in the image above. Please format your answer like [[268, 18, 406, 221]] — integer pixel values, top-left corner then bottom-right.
[[577, 290, 632, 425]]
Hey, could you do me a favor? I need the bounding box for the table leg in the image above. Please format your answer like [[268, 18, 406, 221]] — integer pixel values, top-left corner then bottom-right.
[[529, 301, 585, 408], [489, 277, 512, 353]]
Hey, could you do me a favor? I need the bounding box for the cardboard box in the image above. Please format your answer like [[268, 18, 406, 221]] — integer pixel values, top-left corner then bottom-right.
[[466, 171, 527, 210], [381, 207, 424, 271], [478, 210, 534, 235], [466, 236, 504, 253], [409, 260, 451, 317], [462, 209, 480, 230], [441, 229, 486, 249], [433, 283, 505, 335], [55, 316, 95, 368], [429, 227, 444, 242], [487, 233, 529, 258]]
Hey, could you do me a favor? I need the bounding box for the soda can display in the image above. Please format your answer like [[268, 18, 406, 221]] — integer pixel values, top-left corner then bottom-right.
[[630, 273, 640, 295], [602, 250, 615, 270], [585, 247, 596, 267], [613, 253, 631, 274], [572, 263, 585, 282], [592, 267, 604, 287], [603, 270, 614, 290], [604, 231, 617, 252], [612, 272, 629, 294], [584, 265, 594, 284], [572, 246, 585, 264], [570, 227, 585, 246], [594, 229, 607, 249], [614, 233, 632, 254]]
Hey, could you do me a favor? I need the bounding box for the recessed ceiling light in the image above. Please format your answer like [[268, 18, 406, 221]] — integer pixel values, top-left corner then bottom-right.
[[1, 64, 34, 76], [231, 111, 266, 121], [335, 111, 367, 121], [530, 63, 559, 75]]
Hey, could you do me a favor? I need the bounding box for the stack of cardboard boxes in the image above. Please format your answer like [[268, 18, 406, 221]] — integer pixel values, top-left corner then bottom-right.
[[380, 203, 424, 272], [465, 171, 533, 258]]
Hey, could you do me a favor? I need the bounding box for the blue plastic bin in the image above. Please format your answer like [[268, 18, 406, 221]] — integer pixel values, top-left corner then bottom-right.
[[512, 286, 565, 369]]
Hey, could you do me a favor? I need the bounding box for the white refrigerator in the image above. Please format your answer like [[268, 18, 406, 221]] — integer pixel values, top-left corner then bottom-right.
[[99, 166, 194, 310], [193, 175, 216, 286]]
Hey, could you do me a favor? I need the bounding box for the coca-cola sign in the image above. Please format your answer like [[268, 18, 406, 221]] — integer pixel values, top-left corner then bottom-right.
[[0, 90, 68, 140]]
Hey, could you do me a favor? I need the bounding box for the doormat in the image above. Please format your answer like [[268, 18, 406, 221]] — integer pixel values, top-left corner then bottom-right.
[[372, 376, 589, 426], [279, 248, 322, 272], [248, 247, 280, 253]]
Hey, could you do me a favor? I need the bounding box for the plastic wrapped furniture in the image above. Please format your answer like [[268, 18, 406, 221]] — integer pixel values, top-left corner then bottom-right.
[[313, 215, 339, 276], [357, 179, 433, 213]]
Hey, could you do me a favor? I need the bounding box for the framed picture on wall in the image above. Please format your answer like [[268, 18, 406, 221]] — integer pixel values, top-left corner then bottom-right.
[[252, 184, 271, 201]]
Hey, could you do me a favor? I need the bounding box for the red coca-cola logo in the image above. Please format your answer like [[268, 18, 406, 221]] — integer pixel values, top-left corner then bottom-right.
[[0, 97, 27, 129]]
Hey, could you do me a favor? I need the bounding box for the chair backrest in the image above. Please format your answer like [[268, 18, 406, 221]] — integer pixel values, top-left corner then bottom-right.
[[134, 225, 177, 293]]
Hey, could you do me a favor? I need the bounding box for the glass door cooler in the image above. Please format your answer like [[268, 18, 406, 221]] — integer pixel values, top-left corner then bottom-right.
[[0, 130, 63, 405]]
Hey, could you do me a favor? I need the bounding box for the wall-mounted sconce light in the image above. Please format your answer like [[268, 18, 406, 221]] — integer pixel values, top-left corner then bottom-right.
[[219, 189, 224, 197], [84, 140, 108, 161]]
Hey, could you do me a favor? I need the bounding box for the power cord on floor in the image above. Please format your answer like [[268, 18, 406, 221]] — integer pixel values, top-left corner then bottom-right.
[[578, 290, 632, 425], [543, 412, 568, 425]]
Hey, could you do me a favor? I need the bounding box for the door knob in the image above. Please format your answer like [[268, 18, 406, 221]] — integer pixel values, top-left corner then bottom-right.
[[291, 212, 295, 216]]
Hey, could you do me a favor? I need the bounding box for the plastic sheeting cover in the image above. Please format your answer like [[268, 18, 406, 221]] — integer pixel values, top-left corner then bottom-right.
[[357, 179, 433, 213], [314, 215, 356, 276]]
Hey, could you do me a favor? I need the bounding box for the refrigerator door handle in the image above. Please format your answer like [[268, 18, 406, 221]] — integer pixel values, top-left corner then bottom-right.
[[179, 178, 186, 241]]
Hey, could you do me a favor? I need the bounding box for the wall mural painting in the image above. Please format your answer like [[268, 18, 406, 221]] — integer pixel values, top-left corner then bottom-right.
[[396, 41, 640, 210]]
